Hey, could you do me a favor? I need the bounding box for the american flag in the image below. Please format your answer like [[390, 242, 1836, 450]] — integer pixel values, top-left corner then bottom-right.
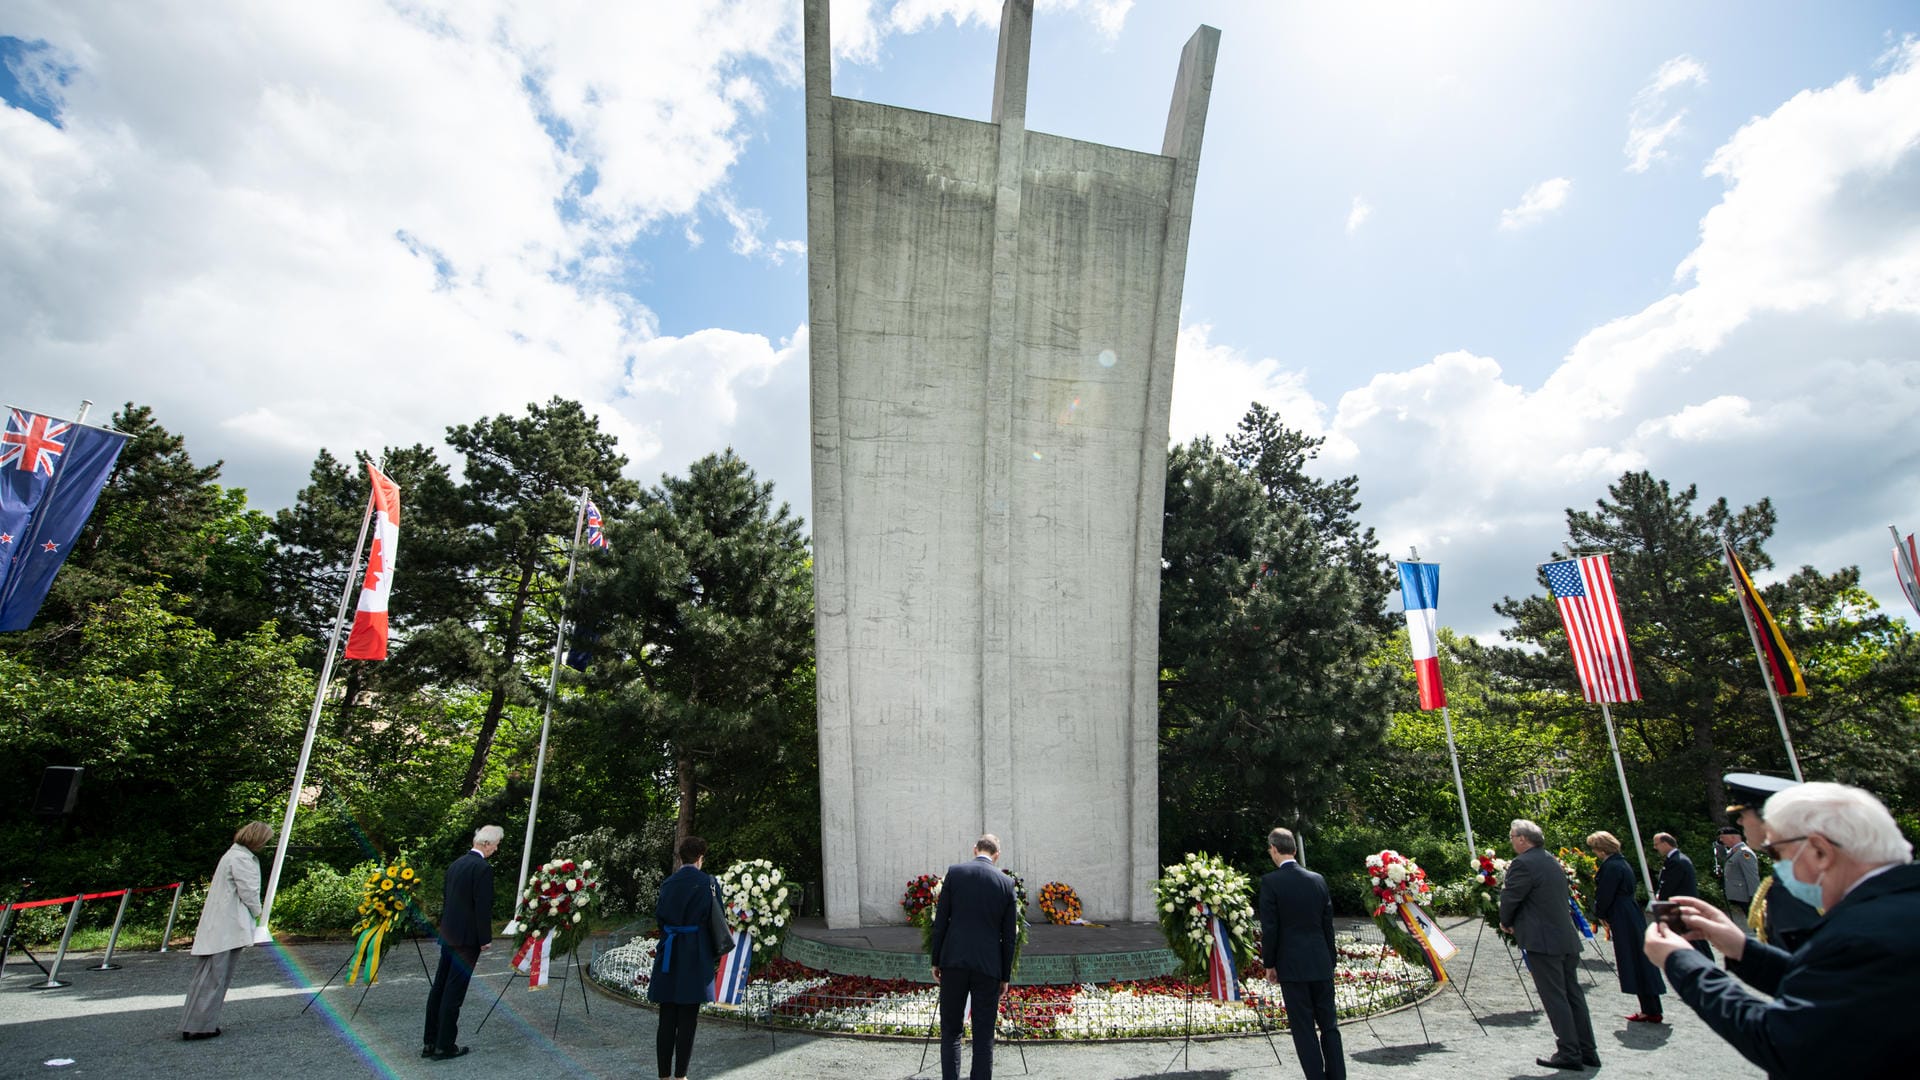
[[1203, 905, 1241, 1002], [584, 498, 609, 550], [1543, 555, 1640, 703]]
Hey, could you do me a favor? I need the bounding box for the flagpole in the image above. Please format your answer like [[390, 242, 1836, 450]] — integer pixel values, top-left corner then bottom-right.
[[510, 489, 590, 928], [258, 480, 377, 938], [1721, 538, 1803, 783], [1441, 704, 1476, 858], [1598, 702, 1655, 900]]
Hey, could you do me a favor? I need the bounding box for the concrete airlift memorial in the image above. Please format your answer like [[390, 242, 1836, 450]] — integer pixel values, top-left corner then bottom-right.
[[803, 0, 1214, 938]]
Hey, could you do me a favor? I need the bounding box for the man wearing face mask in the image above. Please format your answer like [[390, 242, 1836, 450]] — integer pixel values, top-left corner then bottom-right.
[[1643, 782, 1919, 1078]]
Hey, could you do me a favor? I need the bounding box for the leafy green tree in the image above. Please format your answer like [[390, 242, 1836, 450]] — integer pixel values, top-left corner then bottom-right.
[[0, 585, 311, 892], [445, 398, 639, 797], [571, 450, 812, 845], [267, 443, 482, 720], [15, 404, 278, 654], [1490, 470, 1919, 830], [1158, 437, 1394, 860], [1224, 403, 1394, 629]]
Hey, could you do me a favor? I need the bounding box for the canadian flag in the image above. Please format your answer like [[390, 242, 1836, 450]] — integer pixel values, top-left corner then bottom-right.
[[343, 463, 401, 660]]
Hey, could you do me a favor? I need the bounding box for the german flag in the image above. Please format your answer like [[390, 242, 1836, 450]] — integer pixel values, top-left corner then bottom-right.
[[1724, 539, 1807, 698]]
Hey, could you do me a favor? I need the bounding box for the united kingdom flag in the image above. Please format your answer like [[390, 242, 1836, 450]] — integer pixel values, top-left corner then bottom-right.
[[584, 498, 610, 550], [1, 409, 70, 476]]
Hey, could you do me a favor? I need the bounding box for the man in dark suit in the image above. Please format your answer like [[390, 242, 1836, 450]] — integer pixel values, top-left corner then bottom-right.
[[930, 833, 1018, 1080], [1500, 819, 1598, 1071], [1647, 781, 1919, 1076], [1257, 828, 1344, 1080], [1653, 832, 1713, 959], [422, 824, 499, 1061]]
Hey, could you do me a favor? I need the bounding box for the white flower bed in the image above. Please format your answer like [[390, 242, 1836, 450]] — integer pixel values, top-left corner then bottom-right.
[[589, 931, 1434, 1040]]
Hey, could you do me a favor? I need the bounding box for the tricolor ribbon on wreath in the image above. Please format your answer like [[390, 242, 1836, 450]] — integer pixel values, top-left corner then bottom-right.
[[1569, 898, 1597, 939], [512, 928, 558, 989], [712, 928, 752, 1006], [1202, 905, 1241, 1002], [1393, 901, 1459, 984]]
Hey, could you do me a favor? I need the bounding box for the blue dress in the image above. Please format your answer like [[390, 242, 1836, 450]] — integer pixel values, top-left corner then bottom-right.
[[647, 864, 718, 1004]]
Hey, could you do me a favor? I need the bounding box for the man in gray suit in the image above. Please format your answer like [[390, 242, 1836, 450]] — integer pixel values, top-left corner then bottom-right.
[[1500, 819, 1598, 1071], [1717, 825, 1760, 919]]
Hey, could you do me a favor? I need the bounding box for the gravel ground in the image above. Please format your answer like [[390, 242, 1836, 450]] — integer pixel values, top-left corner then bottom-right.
[[0, 916, 1764, 1079]]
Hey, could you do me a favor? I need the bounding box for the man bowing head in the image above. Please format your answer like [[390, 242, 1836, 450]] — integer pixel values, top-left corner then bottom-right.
[[930, 834, 1017, 1080]]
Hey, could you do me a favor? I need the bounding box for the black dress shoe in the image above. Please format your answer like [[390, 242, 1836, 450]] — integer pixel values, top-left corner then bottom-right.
[[182, 1029, 222, 1041], [1536, 1055, 1584, 1070], [1582, 1053, 1602, 1067], [421, 1045, 436, 1058], [430, 1046, 471, 1060]]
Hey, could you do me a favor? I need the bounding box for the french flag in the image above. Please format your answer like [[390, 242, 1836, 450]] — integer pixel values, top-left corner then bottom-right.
[[1203, 906, 1240, 1002], [712, 928, 751, 1005], [1397, 561, 1446, 710]]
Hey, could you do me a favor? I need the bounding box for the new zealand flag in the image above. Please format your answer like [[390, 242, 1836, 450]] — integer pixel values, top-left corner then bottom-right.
[[0, 407, 130, 630]]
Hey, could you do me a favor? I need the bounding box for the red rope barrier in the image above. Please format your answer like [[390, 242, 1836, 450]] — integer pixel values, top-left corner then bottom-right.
[[4, 894, 80, 911], [3, 881, 185, 913]]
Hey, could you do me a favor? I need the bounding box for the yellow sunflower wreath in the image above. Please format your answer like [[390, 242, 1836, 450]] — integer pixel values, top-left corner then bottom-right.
[[347, 856, 420, 984]]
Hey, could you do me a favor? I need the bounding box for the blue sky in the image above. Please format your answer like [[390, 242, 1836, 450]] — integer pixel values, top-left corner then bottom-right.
[[3, 1, 1918, 637]]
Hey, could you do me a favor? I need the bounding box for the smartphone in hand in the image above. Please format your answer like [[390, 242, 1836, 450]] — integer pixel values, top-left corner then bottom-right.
[[1647, 900, 1686, 933]]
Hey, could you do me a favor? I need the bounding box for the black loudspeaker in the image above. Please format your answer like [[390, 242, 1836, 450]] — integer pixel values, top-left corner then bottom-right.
[[33, 766, 82, 818]]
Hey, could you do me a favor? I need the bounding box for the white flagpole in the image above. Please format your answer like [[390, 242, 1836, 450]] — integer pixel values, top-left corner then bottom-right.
[[1721, 538, 1803, 782], [509, 489, 590, 928], [1441, 703, 1476, 858], [1598, 702, 1656, 900], [1407, 551, 1476, 859], [1890, 525, 1920, 618], [258, 478, 377, 938]]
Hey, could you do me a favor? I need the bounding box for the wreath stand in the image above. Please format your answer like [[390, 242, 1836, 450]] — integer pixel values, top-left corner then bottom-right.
[[913, 988, 1027, 1078], [300, 920, 435, 1017], [1455, 918, 1539, 1015], [1159, 979, 1285, 1074], [477, 946, 591, 1037], [1361, 922, 1488, 1049]]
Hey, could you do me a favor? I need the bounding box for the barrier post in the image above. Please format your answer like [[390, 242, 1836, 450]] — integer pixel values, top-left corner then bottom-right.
[[159, 883, 184, 953], [91, 891, 133, 970], [29, 898, 83, 989], [0, 902, 15, 979]]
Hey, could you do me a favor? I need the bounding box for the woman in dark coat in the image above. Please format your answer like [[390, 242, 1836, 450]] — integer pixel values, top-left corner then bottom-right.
[[1589, 830, 1665, 1022], [648, 835, 718, 1080]]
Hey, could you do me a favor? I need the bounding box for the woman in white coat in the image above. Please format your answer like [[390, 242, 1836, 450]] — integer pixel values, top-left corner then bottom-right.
[[180, 821, 272, 1040]]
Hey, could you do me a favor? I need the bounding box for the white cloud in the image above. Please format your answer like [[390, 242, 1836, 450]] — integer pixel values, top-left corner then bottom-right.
[[0, 1, 910, 504], [883, 0, 1132, 38], [1170, 323, 1326, 451], [1179, 42, 1920, 633], [1634, 395, 1765, 442], [1346, 195, 1373, 235], [1626, 53, 1708, 172], [1499, 177, 1572, 230]]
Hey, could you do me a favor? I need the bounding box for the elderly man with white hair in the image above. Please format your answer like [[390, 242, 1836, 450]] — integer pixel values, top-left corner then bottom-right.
[[1645, 782, 1919, 1078]]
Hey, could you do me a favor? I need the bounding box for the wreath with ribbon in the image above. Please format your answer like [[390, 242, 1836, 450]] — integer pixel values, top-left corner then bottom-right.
[[1153, 852, 1257, 980], [506, 857, 601, 989], [1365, 849, 1452, 980], [715, 859, 794, 971], [347, 856, 420, 984]]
